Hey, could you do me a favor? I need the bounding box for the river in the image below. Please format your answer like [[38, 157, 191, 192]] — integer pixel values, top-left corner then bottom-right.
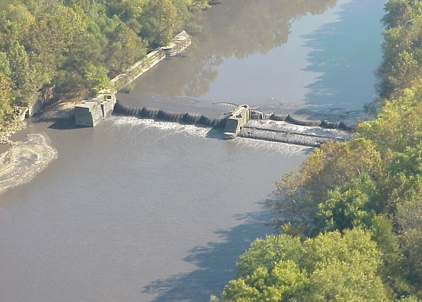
[[0, 0, 385, 301]]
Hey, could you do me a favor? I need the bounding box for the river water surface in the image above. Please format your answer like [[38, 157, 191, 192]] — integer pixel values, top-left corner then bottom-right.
[[0, 0, 385, 301]]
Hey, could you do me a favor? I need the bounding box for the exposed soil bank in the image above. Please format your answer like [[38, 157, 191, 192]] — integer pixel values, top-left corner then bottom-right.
[[0, 133, 58, 195]]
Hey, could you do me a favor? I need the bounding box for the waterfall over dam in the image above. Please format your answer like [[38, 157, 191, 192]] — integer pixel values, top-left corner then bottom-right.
[[113, 98, 358, 147], [71, 27, 364, 148]]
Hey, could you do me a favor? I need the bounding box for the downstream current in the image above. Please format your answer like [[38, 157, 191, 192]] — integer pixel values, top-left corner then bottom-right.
[[0, 0, 385, 301]]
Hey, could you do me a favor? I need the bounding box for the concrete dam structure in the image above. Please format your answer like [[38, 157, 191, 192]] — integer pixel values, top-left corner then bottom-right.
[[74, 93, 117, 127], [223, 105, 251, 139], [113, 100, 228, 128], [73, 28, 358, 147], [74, 31, 192, 127], [113, 100, 354, 147]]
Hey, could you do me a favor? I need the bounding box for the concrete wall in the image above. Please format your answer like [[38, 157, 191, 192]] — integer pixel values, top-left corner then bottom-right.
[[75, 31, 192, 127], [111, 49, 166, 92], [111, 30, 192, 92], [161, 31, 192, 57], [74, 94, 116, 127]]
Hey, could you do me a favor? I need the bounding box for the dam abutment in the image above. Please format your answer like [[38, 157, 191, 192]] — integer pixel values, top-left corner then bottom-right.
[[74, 31, 192, 127]]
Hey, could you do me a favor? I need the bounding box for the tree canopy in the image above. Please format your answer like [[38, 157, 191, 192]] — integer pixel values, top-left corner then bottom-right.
[[0, 0, 209, 129], [211, 229, 390, 302]]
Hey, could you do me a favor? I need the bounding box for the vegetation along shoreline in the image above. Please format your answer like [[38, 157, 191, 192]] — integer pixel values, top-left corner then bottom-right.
[[2, 0, 422, 300], [0, 0, 208, 193], [0, 0, 210, 143]]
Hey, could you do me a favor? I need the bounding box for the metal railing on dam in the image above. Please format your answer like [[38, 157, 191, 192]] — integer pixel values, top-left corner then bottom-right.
[[113, 100, 356, 147]]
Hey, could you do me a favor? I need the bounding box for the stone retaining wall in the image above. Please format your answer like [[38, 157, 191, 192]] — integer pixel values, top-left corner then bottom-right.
[[111, 30, 192, 92], [74, 31, 192, 127], [111, 49, 166, 92]]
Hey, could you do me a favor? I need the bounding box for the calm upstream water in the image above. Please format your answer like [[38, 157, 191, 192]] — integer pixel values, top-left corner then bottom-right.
[[0, 0, 385, 301]]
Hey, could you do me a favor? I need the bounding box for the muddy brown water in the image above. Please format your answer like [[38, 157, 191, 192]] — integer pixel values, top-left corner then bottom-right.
[[0, 0, 385, 301]]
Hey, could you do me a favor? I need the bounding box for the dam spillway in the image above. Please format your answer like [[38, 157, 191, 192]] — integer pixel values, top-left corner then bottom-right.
[[113, 98, 230, 128], [72, 27, 360, 147], [113, 98, 357, 147], [238, 121, 348, 147]]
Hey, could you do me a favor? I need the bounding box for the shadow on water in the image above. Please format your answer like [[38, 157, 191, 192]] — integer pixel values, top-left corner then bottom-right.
[[205, 127, 225, 140], [47, 118, 78, 130], [142, 201, 273, 302], [301, 0, 384, 111]]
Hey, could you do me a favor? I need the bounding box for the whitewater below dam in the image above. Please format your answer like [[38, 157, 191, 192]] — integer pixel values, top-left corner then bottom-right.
[[0, 0, 385, 301]]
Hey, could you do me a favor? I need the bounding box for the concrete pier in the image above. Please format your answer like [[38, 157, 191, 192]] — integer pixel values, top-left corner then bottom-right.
[[74, 94, 116, 127]]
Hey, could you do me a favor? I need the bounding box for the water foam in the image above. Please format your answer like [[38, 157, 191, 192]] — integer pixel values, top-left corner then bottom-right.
[[110, 116, 312, 156], [0, 133, 58, 195], [111, 116, 213, 137]]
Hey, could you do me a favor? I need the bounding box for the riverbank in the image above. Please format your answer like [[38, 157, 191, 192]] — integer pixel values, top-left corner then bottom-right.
[[0, 120, 26, 145], [0, 133, 58, 194], [0, 30, 193, 196]]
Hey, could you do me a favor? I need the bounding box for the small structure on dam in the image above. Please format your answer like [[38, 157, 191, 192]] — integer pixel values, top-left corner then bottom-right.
[[223, 104, 251, 139], [161, 31, 191, 57], [113, 99, 356, 147], [74, 93, 116, 127]]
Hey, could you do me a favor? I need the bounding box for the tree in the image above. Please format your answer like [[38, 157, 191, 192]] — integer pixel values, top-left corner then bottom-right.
[[370, 215, 409, 297], [81, 63, 110, 96], [139, 0, 179, 46], [105, 22, 146, 76], [267, 139, 383, 236], [0, 71, 13, 123], [211, 229, 390, 302], [396, 196, 422, 293], [6, 40, 37, 106], [0, 52, 12, 119], [315, 174, 378, 233], [106, 0, 147, 22]]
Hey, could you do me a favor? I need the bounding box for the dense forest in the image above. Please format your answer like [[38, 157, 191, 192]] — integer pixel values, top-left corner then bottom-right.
[[0, 0, 208, 132], [211, 0, 422, 301]]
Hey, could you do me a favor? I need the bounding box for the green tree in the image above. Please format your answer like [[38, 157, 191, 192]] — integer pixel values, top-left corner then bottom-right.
[[396, 196, 422, 294], [267, 138, 383, 236], [0, 71, 13, 123], [6, 40, 37, 106], [140, 0, 178, 46], [105, 22, 146, 76], [81, 63, 110, 96], [370, 215, 409, 297], [211, 229, 390, 302], [106, 0, 147, 22], [315, 174, 378, 233]]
